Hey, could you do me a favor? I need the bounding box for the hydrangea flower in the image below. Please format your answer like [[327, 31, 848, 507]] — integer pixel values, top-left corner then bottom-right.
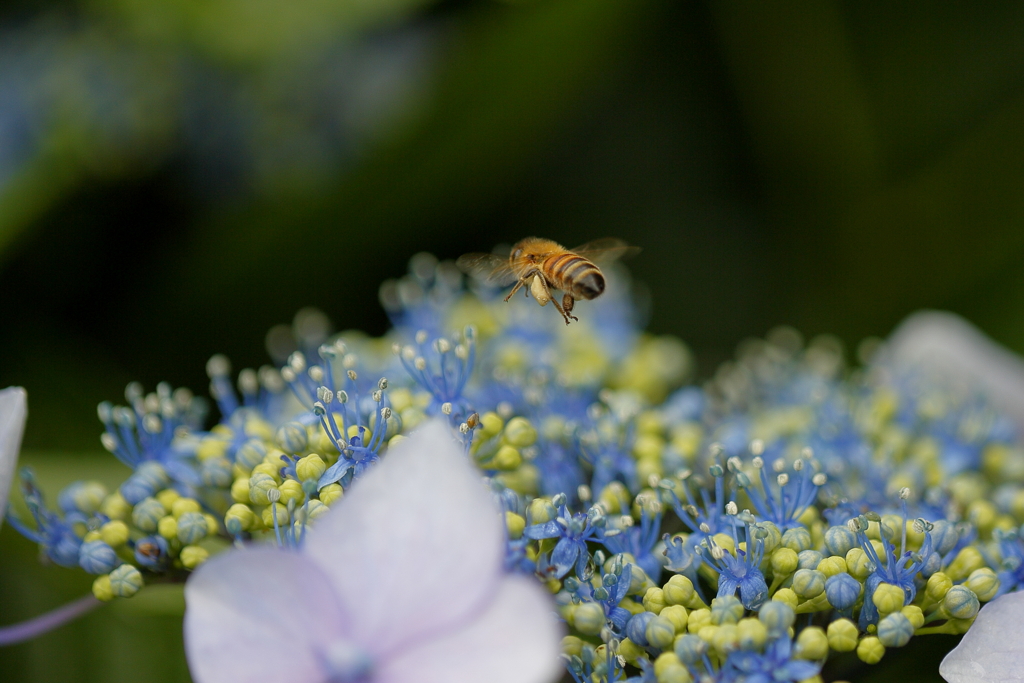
[[940, 591, 1024, 682], [0, 386, 27, 528], [184, 419, 563, 683]]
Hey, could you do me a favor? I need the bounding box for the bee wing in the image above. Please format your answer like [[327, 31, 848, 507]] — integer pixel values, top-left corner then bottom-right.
[[456, 253, 518, 287], [568, 238, 641, 264]]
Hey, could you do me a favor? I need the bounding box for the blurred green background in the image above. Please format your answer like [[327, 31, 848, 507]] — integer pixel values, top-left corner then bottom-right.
[[2, 0, 1024, 680]]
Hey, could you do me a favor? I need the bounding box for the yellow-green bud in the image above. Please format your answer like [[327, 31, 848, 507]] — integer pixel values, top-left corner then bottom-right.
[[181, 545, 209, 569], [710, 596, 744, 625], [877, 612, 913, 648], [792, 569, 826, 599], [262, 503, 290, 527], [109, 564, 144, 598], [654, 653, 688, 683], [573, 602, 605, 635], [492, 445, 522, 471], [231, 477, 251, 503], [965, 567, 1000, 602], [92, 574, 114, 602], [781, 527, 812, 552], [505, 512, 525, 540], [156, 489, 180, 509], [647, 615, 676, 649], [926, 572, 953, 601], [319, 483, 343, 505], [711, 623, 739, 655], [248, 473, 278, 505], [561, 635, 584, 656], [252, 462, 282, 484], [171, 497, 201, 518], [736, 617, 767, 650], [663, 574, 695, 606], [686, 608, 712, 634], [795, 626, 828, 660], [157, 516, 178, 540], [526, 497, 556, 525], [617, 638, 646, 665], [99, 520, 129, 547], [644, 587, 667, 615], [901, 605, 924, 629], [633, 434, 664, 460], [943, 585, 980, 619], [503, 417, 537, 448], [225, 504, 256, 533], [817, 556, 847, 578], [480, 412, 504, 436], [279, 479, 304, 504], [131, 497, 166, 533], [827, 618, 859, 652], [100, 492, 132, 520], [660, 605, 688, 633], [857, 636, 885, 664], [872, 583, 906, 615], [946, 546, 985, 582], [845, 548, 872, 581], [771, 548, 799, 576], [296, 454, 327, 481], [772, 588, 799, 609]]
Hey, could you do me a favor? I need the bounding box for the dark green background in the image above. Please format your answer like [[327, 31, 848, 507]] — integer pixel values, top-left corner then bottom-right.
[[4, 1, 1023, 680]]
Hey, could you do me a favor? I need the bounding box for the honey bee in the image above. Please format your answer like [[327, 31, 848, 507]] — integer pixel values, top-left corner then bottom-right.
[[457, 237, 639, 324]]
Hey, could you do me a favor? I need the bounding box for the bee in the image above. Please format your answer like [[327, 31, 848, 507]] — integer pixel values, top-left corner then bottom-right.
[[456, 237, 639, 324]]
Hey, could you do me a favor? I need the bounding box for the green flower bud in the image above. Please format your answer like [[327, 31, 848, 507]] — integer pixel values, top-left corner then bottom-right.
[[711, 623, 739, 655], [573, 601, 606, 636], [296, 453, 327, 482], [825, 525, 857, 556], [617, 638, 646, 665], [99, 520, 130, 547], [877, 612, 913, 648], [660, 604, 688, 633], [644, 587, 667, 615], [480, 412, 504, 436], [845, 548, 873, 581], [827, 618, 859, 652], [857, 635, 885, 664], [795, 626, 828, 659], [157, 515, 178, 540], [225, 504, 256, 533], [561, 635, 584, 656], [771, 547, 799, 575], [492, 445, 522, 471], [646, 615, 676, 649], [965, 567, 1000, 602], [171, 497, 202, 518], [109, 564, 144, 598], [759, 522, 783, 555], [131, 497, 166, 533], [925, 572, 952, 601], [686, 608, 711, 634], [872, 583, 906, 615], [101, 492, 132, 521], [505, 512, 525, 540], [758, 601, 795, 634], [252, 462, 283, 484], [278, 479, 304, 505], [92, 574, 114, 602], [663, 574, 695, 606], [781, 527, 812, 552], [797, 550, 823, 571], [526, 497, 556, 525], [772, 588, 799, 609], [181, 545, 210, 569], [68, 481, 107, 514], [654, 653, 690, 683], [231, 477, 251, 503], [503, 417, 537, 448], [816, 555, 847, 578], [674, 633, 707, 664], [901, 605, 924, 629], [710, 595, 743, 625], [177, 511, 209, 544], [249, 472, 279, 505], [943, 585, 980, 620], [946, 546, 985, 582], [792, 569, 826, 599], [235, 439, 267, 472], [736, 617, 767, 650], [261, 503, 290, 528], [276, 421, 308, 452], [319, 483, 343, 505]]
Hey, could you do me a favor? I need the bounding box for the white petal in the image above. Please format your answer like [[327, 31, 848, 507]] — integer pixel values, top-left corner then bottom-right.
[[0, 386, 27, 529], [304, 419, 504, 657], [940, 591, 1024, 682], [884, 311, 1024, 429], [184, 547, 348, 683], [378, 575, 564, 683]]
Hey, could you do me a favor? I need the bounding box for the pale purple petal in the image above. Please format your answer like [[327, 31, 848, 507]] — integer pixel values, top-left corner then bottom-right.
[[0, 386, 27, 529], [940, 591, 1024, 682], [378, 575, 564, 683], [304, 419, 505, 657], [885, 311, 1024, 429], [185, 547, 348, 683]]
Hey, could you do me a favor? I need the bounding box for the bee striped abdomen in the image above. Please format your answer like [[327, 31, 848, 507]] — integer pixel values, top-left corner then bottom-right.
[[546, 253, 605, 299]]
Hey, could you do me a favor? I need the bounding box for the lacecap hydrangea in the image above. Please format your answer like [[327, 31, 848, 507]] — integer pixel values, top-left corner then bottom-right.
[[7, 252, 1024, 683]]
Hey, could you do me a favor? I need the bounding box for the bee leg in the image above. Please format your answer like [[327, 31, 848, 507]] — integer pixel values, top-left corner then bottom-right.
[[504, 278, 527, 302], [561, 294, 579, 323], [551, 295, 576, 325]]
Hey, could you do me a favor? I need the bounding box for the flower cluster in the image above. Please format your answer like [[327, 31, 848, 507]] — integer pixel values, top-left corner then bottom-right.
[[8, 253, 1024, 683]]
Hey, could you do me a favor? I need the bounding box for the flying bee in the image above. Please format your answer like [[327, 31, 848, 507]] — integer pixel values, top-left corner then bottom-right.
[[456, 237, 639, 324]]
